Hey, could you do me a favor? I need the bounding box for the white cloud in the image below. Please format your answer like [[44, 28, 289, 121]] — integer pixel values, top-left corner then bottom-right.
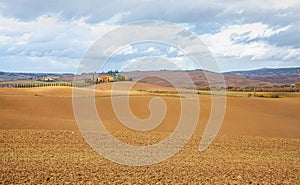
[[167, 46, 177, 54], [264, 0, 300, 10], [120, 51, 199, 72], [143, 47, 161, 55], [117, 44, 138, 55], [200, 22, 300, 61], [0, 13, 119, 72], [0, 1, 299, 72]]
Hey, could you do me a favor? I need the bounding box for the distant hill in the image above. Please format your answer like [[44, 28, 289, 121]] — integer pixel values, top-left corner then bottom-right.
[[122, 70, 276, 88], [225, 67, 300, 76], [123, 67, 300, 88], [1, 67, 300, 88], [0, 72, 73, 82]]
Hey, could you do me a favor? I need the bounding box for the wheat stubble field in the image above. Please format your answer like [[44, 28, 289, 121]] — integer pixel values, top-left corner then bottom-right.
[[0, 83, 299, 184]]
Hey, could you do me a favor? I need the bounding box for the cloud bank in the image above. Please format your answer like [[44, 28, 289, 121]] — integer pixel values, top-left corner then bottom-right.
[[0, 0, 299, 72]]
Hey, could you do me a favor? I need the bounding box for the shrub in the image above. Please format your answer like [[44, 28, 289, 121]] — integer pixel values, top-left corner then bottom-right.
[[271, 94, 279, 98], [254, 94, 264, 98]]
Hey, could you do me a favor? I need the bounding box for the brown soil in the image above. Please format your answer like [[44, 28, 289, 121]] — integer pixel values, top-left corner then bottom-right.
[[0, 83, 299, 184]]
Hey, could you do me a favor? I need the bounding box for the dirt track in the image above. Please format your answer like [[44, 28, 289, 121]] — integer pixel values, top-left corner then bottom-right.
[[0, 84, 300, 184]]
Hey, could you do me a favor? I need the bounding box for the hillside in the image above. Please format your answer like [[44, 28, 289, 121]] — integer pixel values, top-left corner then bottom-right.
[[0, 71, 73, 81], [122, 68, 300, 88], [1, 67, 300, 88], [1, 84, 299, 184], [225, 67, 300, 76]]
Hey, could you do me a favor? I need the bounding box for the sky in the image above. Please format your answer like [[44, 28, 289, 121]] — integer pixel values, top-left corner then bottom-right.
[[0, 0, 299, 73]]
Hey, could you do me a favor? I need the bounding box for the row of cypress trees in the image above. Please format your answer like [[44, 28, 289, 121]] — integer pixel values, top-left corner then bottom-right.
[[11, 82, 73, 88]]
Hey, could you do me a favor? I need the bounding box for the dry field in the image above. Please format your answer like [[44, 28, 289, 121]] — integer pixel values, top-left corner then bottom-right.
[[0, 83, 300, 184]]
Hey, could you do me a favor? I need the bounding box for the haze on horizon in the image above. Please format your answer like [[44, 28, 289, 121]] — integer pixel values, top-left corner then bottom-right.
[[0, 0, 299, 73]]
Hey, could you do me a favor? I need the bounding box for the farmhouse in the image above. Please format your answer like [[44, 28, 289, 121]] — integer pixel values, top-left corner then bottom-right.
[[37, 77, 57, 82], [97, 75, 115, 83]]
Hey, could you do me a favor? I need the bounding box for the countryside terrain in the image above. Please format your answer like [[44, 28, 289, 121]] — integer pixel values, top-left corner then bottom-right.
[[0, 69, 300, 184], [1, 0, 299, 184], [1, 75, 300, 184], [1, 67, 300, 88]]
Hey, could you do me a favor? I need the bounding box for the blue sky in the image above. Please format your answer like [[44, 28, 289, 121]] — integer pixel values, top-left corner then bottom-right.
[[0, 0, 299, 73]]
